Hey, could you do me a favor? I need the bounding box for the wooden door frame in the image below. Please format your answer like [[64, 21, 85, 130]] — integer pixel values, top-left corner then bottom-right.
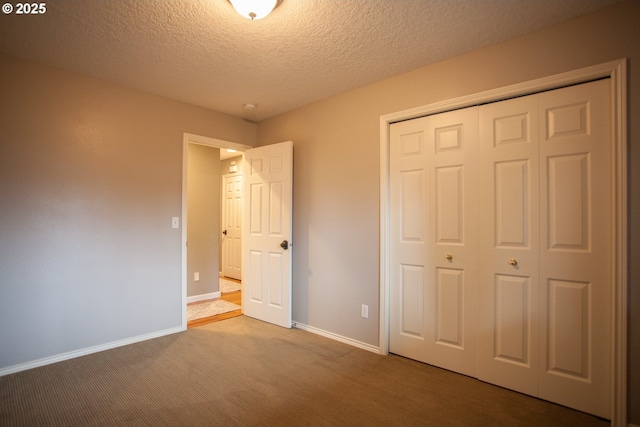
[[181, 133, 252, 328], [379, 59, 628, 426]]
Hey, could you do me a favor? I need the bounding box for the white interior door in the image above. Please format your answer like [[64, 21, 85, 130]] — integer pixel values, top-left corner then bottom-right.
[[242, 141, 293, 328], [389, 106, 479, 377], [222, 173, 242, 280]]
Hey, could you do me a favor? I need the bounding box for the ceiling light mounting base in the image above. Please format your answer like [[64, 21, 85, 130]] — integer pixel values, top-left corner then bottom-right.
[[227, 0, 283, 20]]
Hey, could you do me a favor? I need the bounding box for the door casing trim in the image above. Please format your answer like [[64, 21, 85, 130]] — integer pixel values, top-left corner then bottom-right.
[[378, 59, 628, 426]]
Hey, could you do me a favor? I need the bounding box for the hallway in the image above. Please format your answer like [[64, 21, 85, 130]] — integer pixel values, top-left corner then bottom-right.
[[187, 277, 242, 328]]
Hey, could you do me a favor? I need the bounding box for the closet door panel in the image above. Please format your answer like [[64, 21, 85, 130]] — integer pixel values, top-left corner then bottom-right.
[[494, 159, 531, 247], [478, 94, 540, 396], [426, 107, 479, 377], [389, 107, 479, 378], [537, 79, 611, 419], [493, 274, 532, 364], [388, 79, 612, 419], [390, 118, 430, 357]]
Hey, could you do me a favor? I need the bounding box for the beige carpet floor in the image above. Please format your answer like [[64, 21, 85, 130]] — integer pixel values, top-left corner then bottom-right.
[[0, 316, 609, 426]]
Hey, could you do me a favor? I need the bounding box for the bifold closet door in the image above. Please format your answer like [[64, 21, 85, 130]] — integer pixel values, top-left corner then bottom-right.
[[389, 107, 479, 377], [478, 79, 611, 418], [477, 94, 541, 396], [536, 80, 611, 418], [389, 79, 611, 419]]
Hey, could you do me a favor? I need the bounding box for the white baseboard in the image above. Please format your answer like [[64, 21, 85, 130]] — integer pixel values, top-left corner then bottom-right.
[[187, 291, 221, 304], [0, 326, 184, 377], [293, 321, 381, 354]]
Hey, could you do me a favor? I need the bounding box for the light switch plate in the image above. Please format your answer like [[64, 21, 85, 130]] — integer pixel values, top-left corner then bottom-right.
[[361, 304, 369, 319], [172, 217, 179, 229]]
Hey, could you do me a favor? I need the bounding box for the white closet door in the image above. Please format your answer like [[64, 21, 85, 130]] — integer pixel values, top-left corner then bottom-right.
[[537, 79, 611, 418], [478, 94, 541, 396], [390, 116, 429, 364], [389, 80, 612, 419], [478, 80, 611, 418], [390, 107, 479, 377]]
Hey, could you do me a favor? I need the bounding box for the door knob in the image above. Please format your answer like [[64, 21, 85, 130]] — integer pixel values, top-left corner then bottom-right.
[[509, 258, 518, 266], [445, 253, 453, 261], [280, 240, 289, 250], [222, 230, 227, 236]]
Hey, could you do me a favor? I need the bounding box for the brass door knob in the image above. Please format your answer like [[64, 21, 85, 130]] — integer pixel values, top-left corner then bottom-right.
[[509, 258, 518, 266]]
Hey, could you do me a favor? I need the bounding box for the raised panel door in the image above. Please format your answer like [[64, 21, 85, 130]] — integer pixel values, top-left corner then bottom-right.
[[478, 94, 540, 395], [242, 141, 293, 328], [537, 79, 611, 418], [389, 80, 611, 419], [390, 117, 429, 358], [390, 107, 479, 377], [222, 174, 242, 280]]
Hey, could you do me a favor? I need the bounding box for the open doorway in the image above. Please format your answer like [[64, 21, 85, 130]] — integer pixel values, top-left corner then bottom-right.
[[181, 133, 251, 329]]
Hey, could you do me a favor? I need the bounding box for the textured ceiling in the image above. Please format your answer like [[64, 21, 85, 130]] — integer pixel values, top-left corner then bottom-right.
[[0, 0, 621, 121]]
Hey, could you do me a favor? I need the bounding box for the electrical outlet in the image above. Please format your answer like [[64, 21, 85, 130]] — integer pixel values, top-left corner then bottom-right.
[[361, 304, 369, 319], [194, 272, 200, 281]]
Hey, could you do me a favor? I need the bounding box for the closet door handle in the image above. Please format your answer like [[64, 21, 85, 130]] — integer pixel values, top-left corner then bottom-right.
[[509, 258, 518, 266], [280, 240, 289, 250]]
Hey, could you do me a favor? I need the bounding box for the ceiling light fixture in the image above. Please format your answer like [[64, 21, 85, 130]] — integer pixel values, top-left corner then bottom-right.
[[228, 0, 282, 20]]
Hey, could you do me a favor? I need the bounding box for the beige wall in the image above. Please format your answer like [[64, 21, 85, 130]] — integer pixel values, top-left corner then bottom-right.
[[257, 1, 640, 422], [187, 144, 221, 297], [220, 155, 243, 177], [0, 0, 638, 421], [0, 53, 256, 369]]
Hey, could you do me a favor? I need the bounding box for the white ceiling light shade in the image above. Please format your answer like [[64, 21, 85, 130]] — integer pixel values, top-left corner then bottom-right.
[[228, 0, 282, 20]]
